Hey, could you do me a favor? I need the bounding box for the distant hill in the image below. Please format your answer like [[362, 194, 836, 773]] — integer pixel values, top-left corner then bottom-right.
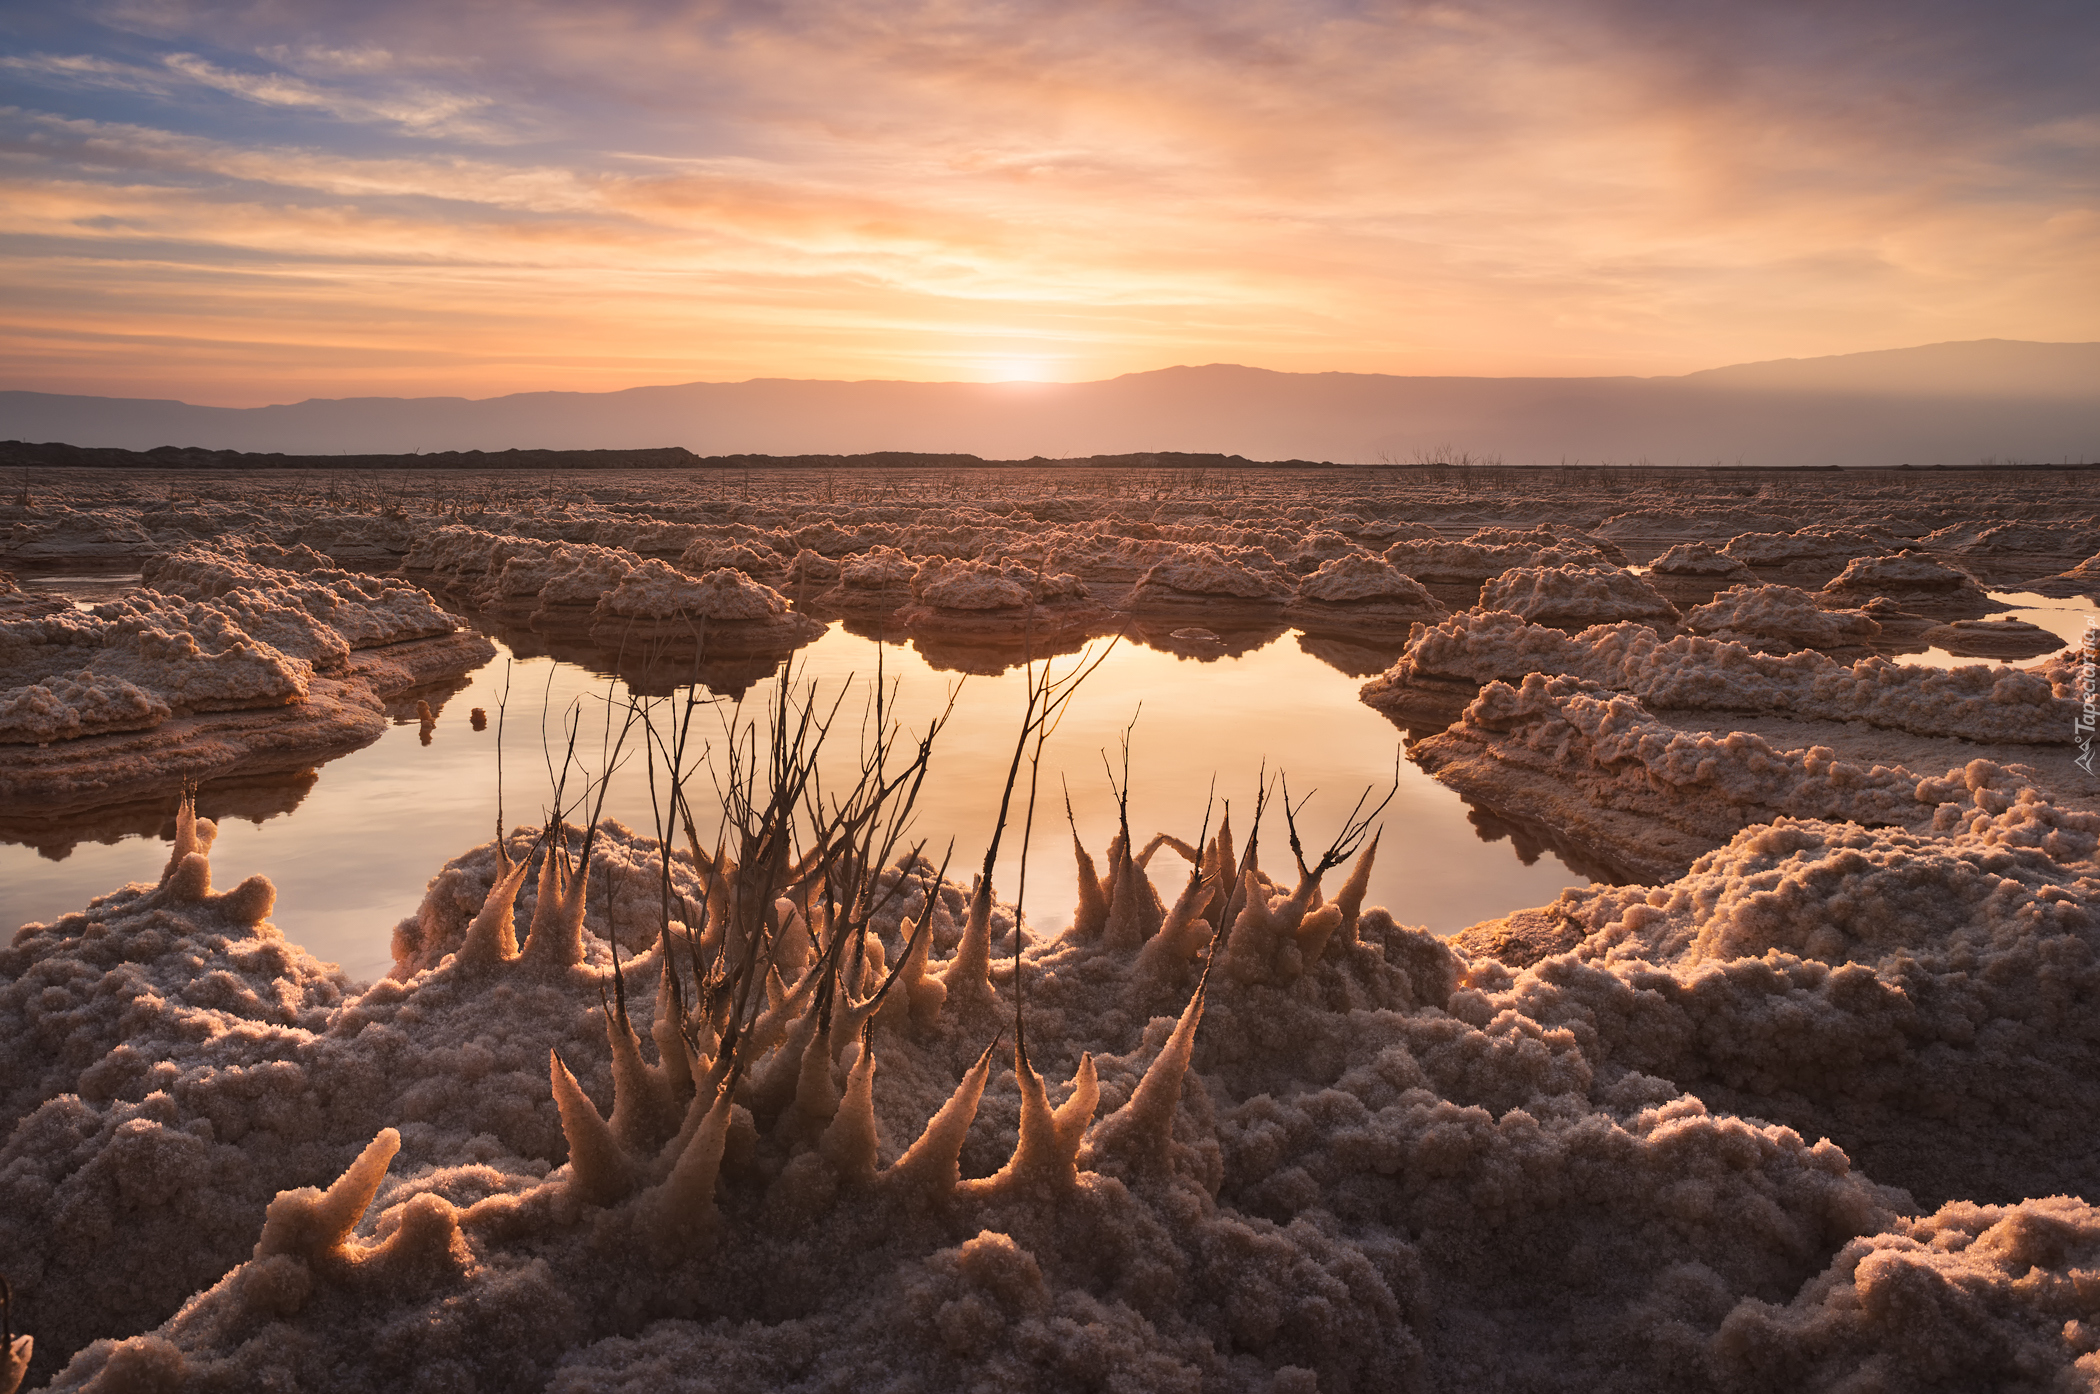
[[2, 340, 2094, 467]]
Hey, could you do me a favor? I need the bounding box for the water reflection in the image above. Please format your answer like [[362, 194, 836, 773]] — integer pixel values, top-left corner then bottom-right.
[[1, 621, 1592, 983], [1889, 591, 2090, 670], [0, 768, 321, 861]]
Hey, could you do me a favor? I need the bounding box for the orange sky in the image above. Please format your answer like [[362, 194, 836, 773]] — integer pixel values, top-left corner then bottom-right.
[[1, 0, 2095, 405]]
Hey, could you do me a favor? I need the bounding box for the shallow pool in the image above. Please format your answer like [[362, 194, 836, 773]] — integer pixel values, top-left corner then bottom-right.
[[1, 622, 1590, 983]]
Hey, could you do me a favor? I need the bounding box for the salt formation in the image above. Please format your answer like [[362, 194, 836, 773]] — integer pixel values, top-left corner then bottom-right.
[[1650, 542, 1756, 583], [9, 723, 2100, 1390], [1820, 550, 1993, 612], [1682, 583, 1882, 654], [0, 572, 67, 620], [1380, 525, 1618, 586], [1451, 786, 2100, 1210], [1409, 672, 2041, 881], [675, 537, 787, 582], [0, 507, 154, 566], [0, 594, 309, 744], [1361, 608, 2072, 743], [1915, 519, 2100, 587], [143, 545, 462, 652], [2026, 550, 2100, 599], [1644, 541, 1757, 607], [1127, 546, 1292, 611], [1918, 617, 2067, 660], [589, 561, 825, 653], [1721, 527, 1905, 587], [813, 545, 917, 611], [1475, 564, 1680, 628], [1282, 555, 1446, 638], [0, 549, 490, 812]]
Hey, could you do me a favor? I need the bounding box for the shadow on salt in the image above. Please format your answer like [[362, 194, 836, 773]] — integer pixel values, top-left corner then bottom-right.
[[0, 621, 1593, 984]]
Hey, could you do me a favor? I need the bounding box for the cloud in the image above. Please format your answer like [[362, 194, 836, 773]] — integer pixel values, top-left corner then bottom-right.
[[0, 0, 2092, 402]]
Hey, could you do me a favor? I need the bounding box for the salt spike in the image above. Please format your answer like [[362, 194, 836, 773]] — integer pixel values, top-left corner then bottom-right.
[[549, 1052, 632, 1206], [743, 1006, 820, 1126], [257, 1127, 401, 1260], [458, 853, 534, 967], [1136, 832, 1200, 869], [942, 886, 995, 1002], [521, 839, 567, 953], [879, 910, 947, 1028], [653, 971, 695, 1097], [858, 933, 888, 997], [605, 1006, 677, 1152], [1220, 868, 1278, 980], [1052, 1052, 1099, 1159], [830, 987, 880, 1056], [965, 1048, 1076, 1193], [743, 963, 818, 1063], [790, 1021, 841, 1130], [1293, 903, 1345, 967], [1136, 868, 1219, 978], [884, 1042, 996, 1194], [1102, 833, 1165, 951], [3, 1333, 30, 1394], [1069, 833, 1108, 941], [775, 897, 814, 981], [522, 839, 591, 968], [1212, 807, 1237, 897], [1087, 984, 1205, 1174], [818, 1041, 880, 1183], [649, 1086, 732, 1245], [160, 794, 215, 883], [1330, 828, 1381, 950]]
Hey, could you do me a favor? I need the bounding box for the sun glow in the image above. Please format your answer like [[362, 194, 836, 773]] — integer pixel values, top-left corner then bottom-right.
[[979, 359, 1058, 383]]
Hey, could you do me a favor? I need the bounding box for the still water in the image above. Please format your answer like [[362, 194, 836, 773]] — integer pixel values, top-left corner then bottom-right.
[[1, 623, 1588, 983]]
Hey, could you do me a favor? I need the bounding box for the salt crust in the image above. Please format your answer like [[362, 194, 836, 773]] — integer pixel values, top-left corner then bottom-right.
[[1822, 549, 1988, 597], [0, 570, 69, 620], [0, 595, 311, 744], [1410, 672, 2040, 880], [896, 559, 1107, 641], [1648, 542, 1754, 582], [1362, 609, 2071, 745], [1129, 546, 1292, 606], [1683, 584, 1882, 653], [586, 562, 826, 654], [7, 790, 2099, 1389], [1918, 617, 2068, 661], [1380, 525, 1617, 585], [0, 551, 490, 807], [143, 546, 459, 651], [1476, 564, 1680, 626], [1283, 556, 1447, 637], [1720, 527, 1903, 586]]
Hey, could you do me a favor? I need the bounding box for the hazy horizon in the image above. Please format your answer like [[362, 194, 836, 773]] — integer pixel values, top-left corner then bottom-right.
[[9, 339, 2097, 465]]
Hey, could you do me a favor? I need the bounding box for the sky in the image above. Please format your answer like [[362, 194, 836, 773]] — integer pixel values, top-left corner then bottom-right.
[[0, 0, 2095, 405]]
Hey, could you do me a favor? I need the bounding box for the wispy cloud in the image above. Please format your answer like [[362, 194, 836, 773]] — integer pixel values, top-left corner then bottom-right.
[[0, 0, 2093, 402]]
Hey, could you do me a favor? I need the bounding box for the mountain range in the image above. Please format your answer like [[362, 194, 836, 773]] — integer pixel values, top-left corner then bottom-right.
[[3, 339, 2095, 467]]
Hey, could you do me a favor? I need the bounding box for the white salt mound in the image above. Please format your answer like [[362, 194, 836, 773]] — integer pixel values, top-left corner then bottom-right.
[[7, 779, 2099, 1390], [1683, 583, 1881, 653], [1129, 546, 1292, 606], [1363, 609, 2071, 745], [1649, 541, 1756, 580], [1476, 564, 1680, 626]]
